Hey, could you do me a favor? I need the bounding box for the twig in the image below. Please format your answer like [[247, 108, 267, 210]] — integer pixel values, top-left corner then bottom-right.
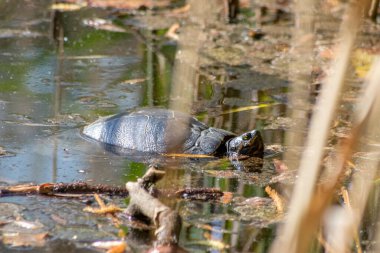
[[138, 167, 166, 189], [170, 4, 190, 15], [265, 186, 284, 214], [125, 167, 186, 252], [317, 232, 336, 253], [83, 193, 123, 229], [84, 194, 123, 215], [165, 23, 180, 40]]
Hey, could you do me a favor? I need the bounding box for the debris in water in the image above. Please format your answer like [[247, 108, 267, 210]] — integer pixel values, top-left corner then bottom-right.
[[83, 18, 127, 32], [175, 188, 224, 201], [220, 103, 279, 115], [50, 3, 86, 11], [0, 146, 6, 156], [165, 23, 180, 40], [92, 240, 128, 253], [265, 186, 285, 214], [119, 78, 147, 85], [1, 220, 48, 247], [0, 182, 129, 197]]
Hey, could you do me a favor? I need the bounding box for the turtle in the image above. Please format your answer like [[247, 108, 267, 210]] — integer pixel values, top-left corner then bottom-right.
[[82, 108, 264, 159]]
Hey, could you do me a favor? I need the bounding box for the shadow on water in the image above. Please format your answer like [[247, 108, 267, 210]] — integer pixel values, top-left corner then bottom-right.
[[0, 0, 289, 252]]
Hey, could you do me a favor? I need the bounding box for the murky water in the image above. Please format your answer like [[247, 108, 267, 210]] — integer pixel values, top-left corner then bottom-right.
[[0, 1, 289, 252]]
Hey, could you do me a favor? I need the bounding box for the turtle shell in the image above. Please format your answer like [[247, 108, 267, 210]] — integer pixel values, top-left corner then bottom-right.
[[82, 108, 236, 155]]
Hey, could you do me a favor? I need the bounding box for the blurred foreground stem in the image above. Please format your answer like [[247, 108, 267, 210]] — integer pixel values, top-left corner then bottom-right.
[[270, 1, 371, 252]]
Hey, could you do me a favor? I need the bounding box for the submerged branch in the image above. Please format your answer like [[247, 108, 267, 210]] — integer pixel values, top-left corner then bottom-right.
[[0, 182, 129, 197]]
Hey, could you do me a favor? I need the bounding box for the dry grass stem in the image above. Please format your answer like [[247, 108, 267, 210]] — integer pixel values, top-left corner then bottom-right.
[[347, 58, 380, 253], [220, 103, 278, 115], [341, 187, 363, 253], [284, 0, 316, 170], [165, 23, 180, 40], [317, 232, 336, 253]]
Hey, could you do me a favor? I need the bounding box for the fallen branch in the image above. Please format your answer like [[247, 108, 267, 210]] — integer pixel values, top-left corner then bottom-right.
[[125, 167, 186, 252], [0, 180, 225, 203], [0, 182, 129, 197]]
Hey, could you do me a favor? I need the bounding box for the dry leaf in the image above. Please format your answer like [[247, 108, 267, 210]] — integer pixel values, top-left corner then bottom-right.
[[84, 205, 122, 214], [0, 146, 6, 156], [119, 78, 146, 85], [352, 49, 376, 78], [220, 192, 233, 204], [50, 3, 86, 11], [273, 159, 289, 173], [3, 232, 48, 247], [92, 240, 127, 253], [265, 186, 284, 214]]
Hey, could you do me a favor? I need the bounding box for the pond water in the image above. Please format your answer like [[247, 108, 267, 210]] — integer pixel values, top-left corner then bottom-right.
[[0, 1, 290, 252]]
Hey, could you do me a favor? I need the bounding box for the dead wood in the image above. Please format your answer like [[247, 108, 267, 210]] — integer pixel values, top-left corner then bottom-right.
[[0, 182, 129, 197], [125, 167, 185, 252], [175, 187, 223, 201]]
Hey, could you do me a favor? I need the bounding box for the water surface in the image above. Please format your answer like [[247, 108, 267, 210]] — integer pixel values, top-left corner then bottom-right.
[[0, 1, 288, 252]]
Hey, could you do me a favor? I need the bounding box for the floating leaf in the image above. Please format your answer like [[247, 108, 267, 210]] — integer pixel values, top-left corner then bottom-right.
[[1, 220, 48, 247], [92, 240, 126, 250], [234, 197, 280, 227], [2, 232, 48, 247], [50, 3, 86, 11], [204, 170, 236, 178], [220, 192, 233, 204], [0, 29, 42, 38], [0, 147, 6, 156], [83, 18, 127, 32], [352, 49, 376, 78], [119, 78, 147, 85]]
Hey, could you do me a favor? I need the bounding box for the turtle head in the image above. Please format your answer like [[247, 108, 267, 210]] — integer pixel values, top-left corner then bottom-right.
[[226, 130, 264, 160]]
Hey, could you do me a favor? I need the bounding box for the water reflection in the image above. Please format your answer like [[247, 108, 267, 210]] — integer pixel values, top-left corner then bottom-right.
[[0, 0, 288, 251]]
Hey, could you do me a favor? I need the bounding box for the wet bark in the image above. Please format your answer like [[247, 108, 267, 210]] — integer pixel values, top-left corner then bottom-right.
[[125, 167, 185, 252], [0, 182, 129, 197]]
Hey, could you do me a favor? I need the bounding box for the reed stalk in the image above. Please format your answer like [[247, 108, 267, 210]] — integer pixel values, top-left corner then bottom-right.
[[270, 1, 369, 252], [284, 0, 316, 171], [347, 59, 380, 253]]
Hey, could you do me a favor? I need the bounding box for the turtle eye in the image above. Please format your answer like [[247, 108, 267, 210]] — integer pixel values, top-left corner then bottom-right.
[[229, 146, 237, 152], [242, 133, 252, 141]]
